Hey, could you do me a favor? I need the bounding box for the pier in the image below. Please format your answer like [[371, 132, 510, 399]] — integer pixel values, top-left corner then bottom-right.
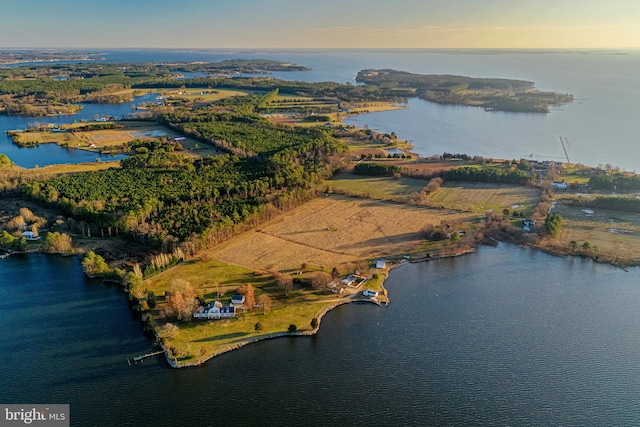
[[128, 350, 164, 365]]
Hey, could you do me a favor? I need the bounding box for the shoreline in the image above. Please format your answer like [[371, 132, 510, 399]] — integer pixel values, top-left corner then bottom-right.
[[162, 249, 478, 369]]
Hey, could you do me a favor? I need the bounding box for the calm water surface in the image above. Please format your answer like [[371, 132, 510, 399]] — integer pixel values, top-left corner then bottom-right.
[[0, 93, 160, 167], [2, 246, 639, 426]]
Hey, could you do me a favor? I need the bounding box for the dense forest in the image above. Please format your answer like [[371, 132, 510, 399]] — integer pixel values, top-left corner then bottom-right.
[[443, 166, 534, 185], [588, 173, 640, 191], [19, 95, 347, 255]]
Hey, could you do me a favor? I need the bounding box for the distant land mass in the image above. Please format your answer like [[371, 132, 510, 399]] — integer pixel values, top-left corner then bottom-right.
[[0, 50, 105, 64], [356, 69, 574, 113]]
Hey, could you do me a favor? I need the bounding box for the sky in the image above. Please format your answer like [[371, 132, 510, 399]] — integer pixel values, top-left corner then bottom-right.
[[1, 0, 639, 49]]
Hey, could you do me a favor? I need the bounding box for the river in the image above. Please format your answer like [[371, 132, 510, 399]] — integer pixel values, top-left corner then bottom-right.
[[1, 246, 640, 426]]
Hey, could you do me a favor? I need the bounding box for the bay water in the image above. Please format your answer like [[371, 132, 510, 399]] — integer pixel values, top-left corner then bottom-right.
[[1, 247, 640, 426]]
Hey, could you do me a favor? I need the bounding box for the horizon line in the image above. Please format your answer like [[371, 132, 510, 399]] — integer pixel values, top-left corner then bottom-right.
[[1, 46, 639, 51]]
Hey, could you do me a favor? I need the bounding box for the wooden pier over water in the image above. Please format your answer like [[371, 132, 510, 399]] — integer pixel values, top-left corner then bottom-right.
[[128, 350, 164, 365]]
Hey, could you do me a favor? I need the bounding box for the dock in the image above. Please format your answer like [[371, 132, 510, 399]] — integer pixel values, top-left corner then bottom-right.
[[128, 350, 164, 365]]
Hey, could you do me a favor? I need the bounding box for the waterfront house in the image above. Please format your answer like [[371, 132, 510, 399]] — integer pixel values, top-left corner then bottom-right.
[[375, 259, 386, 269], [194, 301, 235, 319], [21, 231, 40, 241], [363, 289, 378, 298]]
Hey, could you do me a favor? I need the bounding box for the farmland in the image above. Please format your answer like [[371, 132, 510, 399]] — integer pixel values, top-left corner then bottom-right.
[[425, 182, 542, 215], [327, 172, 428, 202], [209, 195, 475, 271]]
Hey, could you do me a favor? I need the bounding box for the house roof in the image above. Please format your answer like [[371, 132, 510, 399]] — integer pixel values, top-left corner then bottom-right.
[[231, 295, 245, 304]]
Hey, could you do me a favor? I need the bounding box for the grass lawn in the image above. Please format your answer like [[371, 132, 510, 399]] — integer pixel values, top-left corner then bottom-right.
[[145, 257, 351, 365], [162, 298, 344, 365], [327, 172, 427, 202], [426, 182, 542, 215], [549, 202, 640, 264]]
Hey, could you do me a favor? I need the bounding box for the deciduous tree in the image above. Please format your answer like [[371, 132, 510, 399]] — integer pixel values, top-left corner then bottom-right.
[[311, 272, 333, 291], [257, 294, 272, 314], [44, 232, 73, 253], [164, 279, 199, 321]]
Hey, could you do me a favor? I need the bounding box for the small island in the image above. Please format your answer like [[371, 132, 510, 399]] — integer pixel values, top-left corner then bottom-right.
[[1, 59, 637, 368]]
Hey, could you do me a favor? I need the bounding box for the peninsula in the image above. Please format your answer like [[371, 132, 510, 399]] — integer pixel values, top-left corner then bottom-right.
[[1, 59, 638, 368], [356, 69, 574, 112]]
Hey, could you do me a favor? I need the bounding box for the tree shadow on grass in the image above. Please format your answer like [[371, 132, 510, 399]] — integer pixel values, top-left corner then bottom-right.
[[194, 332, 249, 343]]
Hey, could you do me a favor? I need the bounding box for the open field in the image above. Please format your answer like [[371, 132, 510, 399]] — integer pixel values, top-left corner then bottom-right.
[[549, 202, 640, 262], [385, 158, 472, 174], [163, 88, 251, 105], [558, 223, 640, 260], [0, 162, 119, 189], [145, 195, 455, 364], [35, 161, 121, 176], [327, 172, 427, 202], [209, 195, 475, 271], [263, 113, 299, 126], [552, 201, 640, 224], [348, 102, 406, 113], [426, 182, 542, 214]]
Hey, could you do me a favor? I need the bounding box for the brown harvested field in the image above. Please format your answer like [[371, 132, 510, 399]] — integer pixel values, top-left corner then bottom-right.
[[426, 182, 541, 214], [208, 195, 475, 271]]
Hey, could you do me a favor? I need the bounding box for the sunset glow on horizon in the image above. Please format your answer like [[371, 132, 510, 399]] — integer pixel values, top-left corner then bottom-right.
[[1, 0, 639, 49]]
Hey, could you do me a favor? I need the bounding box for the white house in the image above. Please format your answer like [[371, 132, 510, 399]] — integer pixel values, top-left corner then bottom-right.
[[342, 274, 357, 286], [194, 301, 235, 319], [375, 259, 386, 269], [552, 180, 568, 190], [363, 289, 378, 298], [21, 231, 40, 241]]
